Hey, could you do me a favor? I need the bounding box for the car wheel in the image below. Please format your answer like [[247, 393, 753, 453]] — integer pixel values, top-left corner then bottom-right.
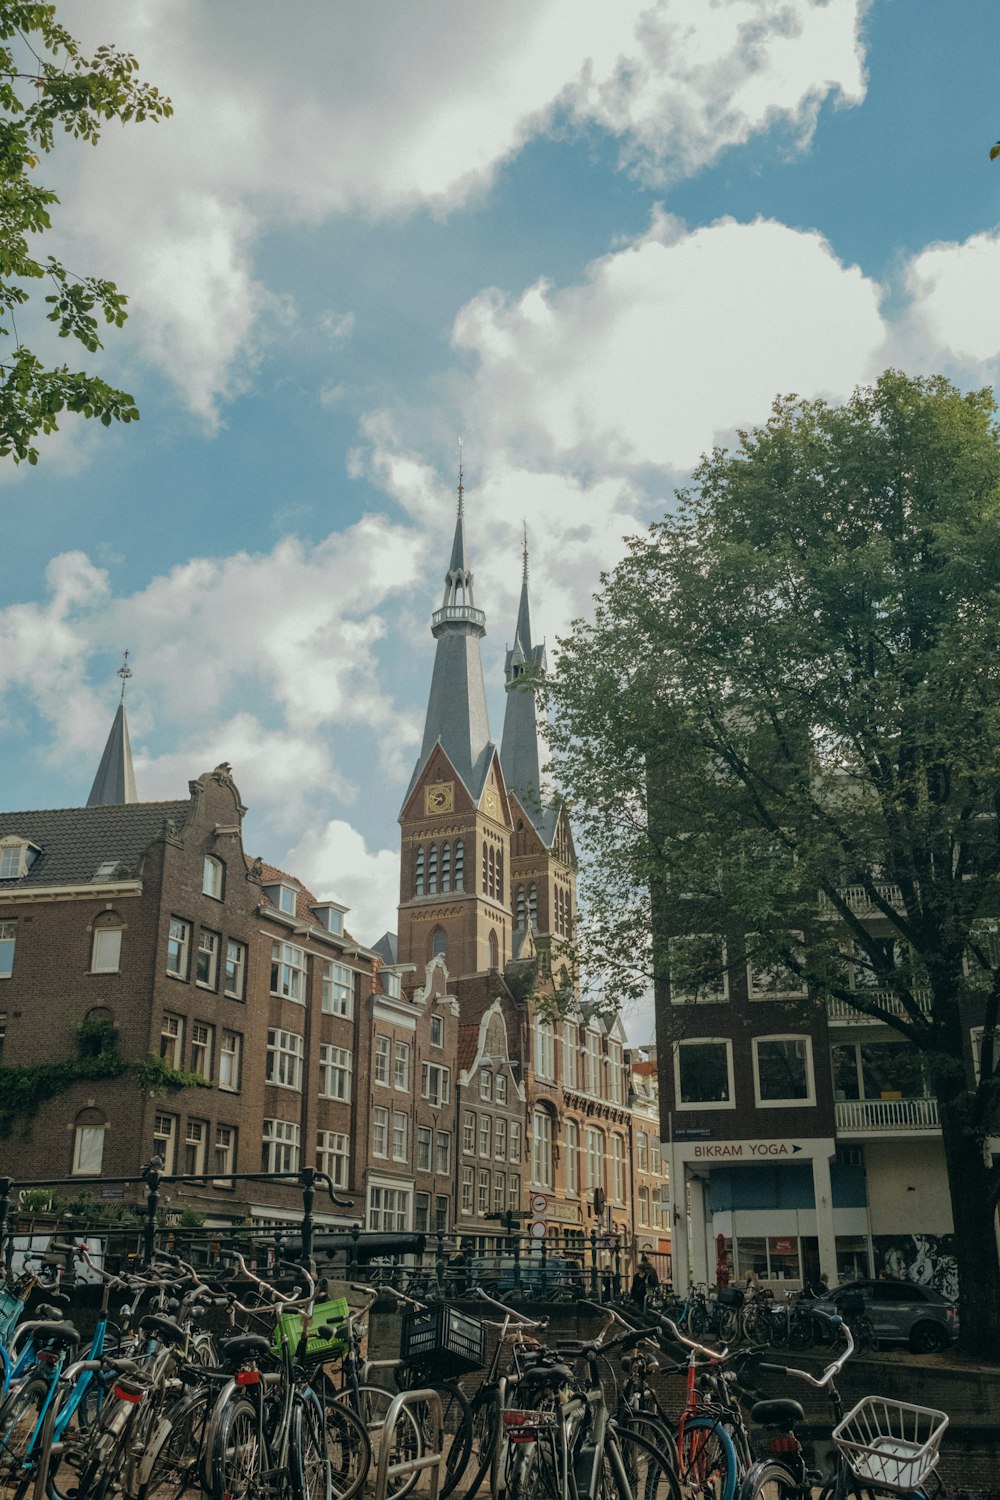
[[909, 1321, 949, 1354]]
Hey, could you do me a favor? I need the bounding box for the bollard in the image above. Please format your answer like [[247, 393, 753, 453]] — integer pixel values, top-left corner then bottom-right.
[[589, 1228, 599, 1299], [141, 1161, 161, 1267], [300, 1167, 316, 1274]]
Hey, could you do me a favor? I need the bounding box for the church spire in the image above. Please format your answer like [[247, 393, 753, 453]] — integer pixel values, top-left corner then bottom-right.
[[500, 529, 548, 822], [405, 458, 493, 803], [87, 652, 138, 807]]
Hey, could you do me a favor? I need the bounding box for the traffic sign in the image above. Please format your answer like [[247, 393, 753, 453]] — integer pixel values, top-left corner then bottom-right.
[[530, 1220, 547, 1240], [531, 1194, 547, 1215]]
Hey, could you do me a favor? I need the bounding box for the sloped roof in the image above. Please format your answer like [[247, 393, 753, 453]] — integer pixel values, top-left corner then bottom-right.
[[87, 700, 137, 807], [0, 801, 188, 888], [372, 932, 398, 965]]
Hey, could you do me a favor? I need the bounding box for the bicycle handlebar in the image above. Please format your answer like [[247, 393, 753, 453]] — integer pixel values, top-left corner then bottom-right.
[[752, 1312, 855, 1388], [658, 1315, 729, 1363]]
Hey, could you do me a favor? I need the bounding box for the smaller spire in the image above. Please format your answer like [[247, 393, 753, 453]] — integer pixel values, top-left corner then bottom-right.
[[522, 520, 529, 583], [457, 437, 464, 517], [87, 653, 138, 807], [118, 648, 132, 703]]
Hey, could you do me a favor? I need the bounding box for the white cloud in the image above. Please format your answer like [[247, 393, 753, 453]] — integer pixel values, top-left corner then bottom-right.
[[283, 819, 401, 948], [53, 1, 867, 423], [896, 231, 1000, 377]]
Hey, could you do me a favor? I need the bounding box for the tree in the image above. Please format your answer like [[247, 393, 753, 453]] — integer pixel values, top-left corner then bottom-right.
[[0, 3, 171, 464], [546, 370, 1000, 1355]]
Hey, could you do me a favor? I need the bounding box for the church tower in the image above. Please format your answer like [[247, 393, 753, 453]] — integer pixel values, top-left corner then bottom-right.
[[87, 653, 138, 807], [499, 533, 577, 957], [397, 472, 512, 977]]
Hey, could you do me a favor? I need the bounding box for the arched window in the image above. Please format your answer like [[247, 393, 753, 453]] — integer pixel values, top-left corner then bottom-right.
[[72, 1107, 107, 1176], [496, 849, 503, 904], [203, 854, 224, 899], [428, 844, 438, 894], [585, 1127, 605, 1195], [454, 840, 464, 891], [516, 885, 526, 927], [489, 929, 499, 969], [441, 842, 451, 893], [611, 1135, 626, 1203], [482, 841, 489, 892], [529, 883, 538, 925], [431, 927, 447, 959], [488, 846, 496, 899], [90, 911, 123, 974], [414, 847, 425, 896]]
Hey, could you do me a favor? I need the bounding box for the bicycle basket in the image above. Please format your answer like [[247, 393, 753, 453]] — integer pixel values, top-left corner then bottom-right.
[[272, 1296, 349, 1364], [0, 1289, 23, 1344], [832, 1396, 948, 1493], [400, 1303, 485, 1375], [716, 1287, 744, 1308]]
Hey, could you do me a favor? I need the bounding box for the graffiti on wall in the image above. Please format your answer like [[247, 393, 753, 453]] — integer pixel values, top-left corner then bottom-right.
[[872, 1233, 959, 1301]]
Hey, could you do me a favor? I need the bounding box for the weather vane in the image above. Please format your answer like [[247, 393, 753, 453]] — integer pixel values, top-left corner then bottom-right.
[[457, 437, 464, 515], [118, 649, 133, 703], [522, 520, 529, 580]]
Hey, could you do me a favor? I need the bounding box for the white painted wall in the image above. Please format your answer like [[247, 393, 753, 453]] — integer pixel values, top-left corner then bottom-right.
[[865, 1139, 952, 1236]]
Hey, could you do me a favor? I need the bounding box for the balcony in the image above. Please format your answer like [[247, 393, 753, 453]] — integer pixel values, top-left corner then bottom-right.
[[432, 604, 486, 629], [818, 883, 904, 918], [835, 1097, 939, 1134], [826, 989, 932, 1025]]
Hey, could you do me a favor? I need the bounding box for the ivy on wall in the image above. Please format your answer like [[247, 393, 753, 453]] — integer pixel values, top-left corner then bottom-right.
[[0, 1018, 209, 1138]]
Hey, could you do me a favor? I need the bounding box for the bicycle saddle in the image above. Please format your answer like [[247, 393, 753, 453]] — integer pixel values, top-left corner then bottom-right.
[[139, 1313, 187, 1346], [751, 1398, 804, 1430], [518, 1362, 574, 1388], [220, 1334, 272, 1364], [16, 1319, 80, 1349]]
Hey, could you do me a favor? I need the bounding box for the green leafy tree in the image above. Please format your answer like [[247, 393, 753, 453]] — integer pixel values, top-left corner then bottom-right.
[[0, 2, 171, 464], [546, 370, 1000, 1355]]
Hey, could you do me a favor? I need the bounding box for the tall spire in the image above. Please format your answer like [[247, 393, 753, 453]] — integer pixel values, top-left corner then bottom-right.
[[405, 456, 493, 803], [87, 652, 138, 807], [500, 529, 548, 822]]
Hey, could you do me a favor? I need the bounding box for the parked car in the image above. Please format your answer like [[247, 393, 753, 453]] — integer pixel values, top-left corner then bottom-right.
[[467, 1252, 582, 1297], [816, 1278, 959, 1352]]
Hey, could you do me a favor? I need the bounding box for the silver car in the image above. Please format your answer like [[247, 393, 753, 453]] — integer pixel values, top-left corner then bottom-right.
[[819, 1278, 959, 1352]]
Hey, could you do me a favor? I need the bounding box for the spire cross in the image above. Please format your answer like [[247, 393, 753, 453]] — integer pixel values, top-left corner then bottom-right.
[[457, 438, 464, 517], [522, 521, 529, 581], [118, 649, 133, 703]]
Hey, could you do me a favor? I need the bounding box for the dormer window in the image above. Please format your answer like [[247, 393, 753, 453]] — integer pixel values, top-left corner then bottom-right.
[[383, 971, 402, 999], [313, 904, 346, 936], [0, 837, 38, 881], [265, 883, 298, 916]]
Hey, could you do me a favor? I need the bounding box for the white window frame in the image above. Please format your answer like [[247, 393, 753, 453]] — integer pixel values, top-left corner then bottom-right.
[[374, 1036, 390, 1086], [535, 1019, 555, 1082], [508, 1173, 520, 1213], [191, 1021, 213, 1081], [462, 1109, 475, 1155], [196, 929, 219, 990], [72, 1122, 106, 1176], [584, 1126, 604, 1194], [477, 1169, 490, 1216], [322, 960, 353, 1016], [435, 1130, 451, 1174], [495, 1072, 508, 1105], [184, 1118, 207, 1176], [160, 1013, 184, 1069], [214, 1124, 236, 1185], [752, 1034, 816, 1108], [495, 1117, 507, 1161], [166, 918, 190, 980], [262, 1118, 300, 1174], [637, 1130, 648, 1172], [480, 1069, 492, 1101], [224, 940, 246, 1000], [746, 931, 807, 1000], [367, 1184, 410, 1232], [611, 1133, 626, 1203], [271, 941, 306, 1003], [203, 855, 224, 900], [510, 1119, 522, 1165], [564, 1118, 579, 1196], [669, 935, 730, 1004], [416, 1125, 433, 1172], [266, 1029, 304, 1091], [531, 1110, 553, 1189], [392, 1110, 408, 1162], [317, 1129, 349, 1188], [479, 1114, 492, 1159], [372, 1107, 389, 1158], [319, 1044, 351, 1101], [607, 1039, 623, 1105], [430, 1014, 444, 1048], [421, 1062, 450, 1106], [674, 1038, 736, 1110], [461, 1166, 474, 1214], [0, 920, 14, 978], [91, 925, 122, 974], [394, 1041, 410, 1092], [562, 1022, 578, 1087], [219, 1030, 242, 1092], [153, 1112, 177, 1173]]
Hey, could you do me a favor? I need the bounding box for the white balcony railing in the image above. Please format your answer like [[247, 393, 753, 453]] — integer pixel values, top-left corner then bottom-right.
[[835, 1097, 939, 1133], [818, 883, 904, 917], [432, 604, 486, 629], [826, 989, 932, 1025]]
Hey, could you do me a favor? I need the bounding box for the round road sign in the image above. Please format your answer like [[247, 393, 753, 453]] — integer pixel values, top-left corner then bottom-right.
[[531, 1194, 547, 1215], [530, 1220, 547, 1240]]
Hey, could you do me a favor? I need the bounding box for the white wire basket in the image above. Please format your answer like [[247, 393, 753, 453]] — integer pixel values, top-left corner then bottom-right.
[[832, 1396, 949, 1493]]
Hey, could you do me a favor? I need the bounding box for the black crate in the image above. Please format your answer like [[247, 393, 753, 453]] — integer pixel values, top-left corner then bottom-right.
[[400, 1304, 486, 1374]]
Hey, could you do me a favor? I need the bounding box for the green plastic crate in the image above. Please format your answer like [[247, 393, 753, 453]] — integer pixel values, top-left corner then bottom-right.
[[272, 1295, 350, 1363]]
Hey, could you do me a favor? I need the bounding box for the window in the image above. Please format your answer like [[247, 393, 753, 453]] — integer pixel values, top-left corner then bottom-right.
[[184, 1119, 207, 1175], [314, 905, 344, 936], [0, 921, 14, 977], [564, 1119, 579, 1195], [269, 884, 298, 915], [454, 840, 464, 891], [196, 930, 219, 989], [532, 1110, 553, 1189], [219, 1030, 242, 1091], [224, 941, 246, 1000], [0, 842, 29, 879], [535, 1020, 555, 1081], [480, 1070, 492, 1101], [417, 1126, 433, 1172], [203, 855, 223, 899], [72, 1110, 106, 1176], [394, 1042, 410, 1091], [651, 1136, 662, 1174], [421, 1062, 450, 1106], [392, 1111, 408, 1162], [430, 1014, 444, 1048], [368, 1185, 410, 1231], [441, 842, 451, 893], [414, 847, 425, 897], [562, 1022, 578, 1087], [669, 935, 729, 1003], [584, 1031, 601, 1095], [166, 919, 190, 979], [611, 1135, 626, 1202], [746, 933, 807, 999], [191, 1022, 213, 1081], [383, 970, 402, 998], [436, 1131, 451, 1174], [91, 923, 122, 974], [493, 1173, 505, 1213], [585, 1127, 604, 1194], [262, 1119, 300, 1174], [607, 1040, 623, 1105], [160, 1014, 184, 1068], [435, 1195, 449, 1234], [372, 1107, 389, 1157], [495, 1072, 507, 1105], [153, 1112, 176, 1172], [489, 929, 499, 968], [675, 1039, 735, 1108], [508, 1174, 520, 1213], [637, 1131, 648, 1172], [462, 1110, 475, 1154], [753, 1036, 814, 1106], [831, 1038, 927, 1100], [477, 1170, 490, 1215], [479, 1114, 492, 1158], [495, 1118, 507, 1160], [431, 928, 447, 959], [415, 1191, 430, 1233], [214, 1125, 236, 1184], [319, 1045, 351, 1101], [374, 1036, 390, 1086], [510, 1120, 522, 1164], [322, 961, 353, 1016], [461, 1166, 474, 1215], [271, 941, 306, 1002], [266, 1029, 304, 1090], [428, 844, 438, 895], [317, 1130, 349, 1188]]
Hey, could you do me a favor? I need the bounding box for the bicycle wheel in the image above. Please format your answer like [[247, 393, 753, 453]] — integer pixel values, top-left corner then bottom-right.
[[852, 1317, 878, 1355], [321, 1396, 371, 1500], [677, 1416, 740, 1500], [417, 1381, 473, 1499], [463, 1384, 501, 1500], [137, 1386, 211, 1500], [605, 1423, 683, 1500], [688, 1302, 708, 1338], [336, 1383, 420, 1499], [618, 1411, 679, 1481], [211, 1395, 260, 1500], [738, 1459, 799, 1499], [718, 1308, 740, 1343], [292, 1388, 332, 1500], [0, 1375, 47, 1478]]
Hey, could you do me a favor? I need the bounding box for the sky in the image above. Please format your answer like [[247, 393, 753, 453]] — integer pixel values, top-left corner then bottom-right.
[[2, 0, 1000, 1041]]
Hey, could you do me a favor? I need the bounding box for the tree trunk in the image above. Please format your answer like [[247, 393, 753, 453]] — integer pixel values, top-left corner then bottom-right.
[[938, 1097, 1000, 1358]]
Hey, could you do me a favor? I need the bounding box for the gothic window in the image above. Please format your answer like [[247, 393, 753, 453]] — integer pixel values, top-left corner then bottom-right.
[[489, 929, 499, 968], [431, 927, 447, 960], [516, 885, 526, 927], [428, 845, 438, 894], [414, 847, 425, 897], [482, 841, 488, 892], [488, 845, 496, 899], [441, 842, 451, 892], [454, 840, 464, 891], [529, 883, 538, 925], [496, 849, 503, 904]]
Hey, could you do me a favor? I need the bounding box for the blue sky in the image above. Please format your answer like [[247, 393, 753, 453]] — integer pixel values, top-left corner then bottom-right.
[[3, 1, 1000, 1030]]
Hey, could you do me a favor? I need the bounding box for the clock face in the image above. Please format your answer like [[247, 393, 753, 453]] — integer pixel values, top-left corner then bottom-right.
[[424, 782, 454, 815], [484, 788, 499, 817]]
